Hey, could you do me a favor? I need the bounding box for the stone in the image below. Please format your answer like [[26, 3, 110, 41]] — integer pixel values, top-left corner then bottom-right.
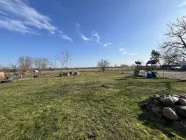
[[180, 95, 186, 100], [153, 94, 159, 99], [172, 97, 179, 103], [162, 107, 178, 120], [176, 106, 186, 117], [179, 98, 186, 105], [151, 107, 162, 117], [161, 97, 174, 106], [152, 94, 161, 101], [59, 73, 70, 77], [173, 95, 180, 98]]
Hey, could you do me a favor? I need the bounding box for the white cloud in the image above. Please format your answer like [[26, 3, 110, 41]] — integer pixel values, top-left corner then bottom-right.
[[128, 52, 138, 56], [103, 42, 112, 47], [103, 44, 108, 47], [76, 22, 92, 41], [59, 30, 63, 34], [0, 19, 37, 34], [0, 11, 8, 16], [178, 0, 186, 7], [119, 48, 125, 52], [80, 34, 91, 41], [76, 23, 106, 46], [122, 51, 127, 54], [60, 34, 73, 43], [76, 22, 81, 28], [92, 31, 100, 43], [119, 46, 138, 56], [0, 0, 57, 34]]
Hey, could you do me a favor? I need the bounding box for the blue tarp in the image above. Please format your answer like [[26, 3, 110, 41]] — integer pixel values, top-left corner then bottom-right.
[[135, 61, 141, 65], [146, 60, 157, 65]]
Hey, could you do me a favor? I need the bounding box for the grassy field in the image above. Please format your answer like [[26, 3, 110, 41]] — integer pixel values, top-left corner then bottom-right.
[[0, 72, 186, 140]]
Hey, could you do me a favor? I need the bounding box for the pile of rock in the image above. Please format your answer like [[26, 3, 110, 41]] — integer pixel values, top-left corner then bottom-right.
[[140, 94, 186, 122]]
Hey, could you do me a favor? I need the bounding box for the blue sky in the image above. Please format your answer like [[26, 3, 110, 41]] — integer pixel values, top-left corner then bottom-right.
[[0, 0, 186, 67]]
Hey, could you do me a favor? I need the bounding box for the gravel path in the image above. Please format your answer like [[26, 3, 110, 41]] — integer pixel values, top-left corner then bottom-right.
[[157, 70, 186, 80]]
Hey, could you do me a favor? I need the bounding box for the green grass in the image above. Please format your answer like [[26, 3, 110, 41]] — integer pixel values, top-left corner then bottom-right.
[[0, 72, 185, 140]]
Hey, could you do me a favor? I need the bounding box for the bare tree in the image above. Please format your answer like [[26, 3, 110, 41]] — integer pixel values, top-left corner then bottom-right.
[[161, 49, 181, 65], [18, 56, 33, 72], [34, 58, 49, 74], [33, 58, 40, 70], [160, 16, 186, 58], [18, 56, 33, 79], [56, 50, 70, 84], [10, 62, 19, 76], [97, 59, 110, 72], [48, 57, 57, 70], [41, 58, 49, 75]]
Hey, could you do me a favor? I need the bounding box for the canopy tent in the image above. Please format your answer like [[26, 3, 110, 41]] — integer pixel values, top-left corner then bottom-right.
[[146, 60, 157, 65], [135, 61, 141, 65]]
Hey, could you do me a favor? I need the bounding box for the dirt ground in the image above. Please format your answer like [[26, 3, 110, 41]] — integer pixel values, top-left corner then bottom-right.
[[157, 70, 186, 80]]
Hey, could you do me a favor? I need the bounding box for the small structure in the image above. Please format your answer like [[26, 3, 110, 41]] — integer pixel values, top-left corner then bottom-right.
[[0, 72, 13, 83], [33, 70, 39, 78], [69, 72, 74, 75], [74, 72, 80, 75], [59, 72, 70, 77], [146, 60, 158, 78], [134, 61, 142, 76]]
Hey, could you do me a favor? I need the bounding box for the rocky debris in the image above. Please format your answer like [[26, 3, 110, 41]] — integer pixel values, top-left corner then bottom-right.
[[161, 97, 174, 106], [176, 106, 186, 117], [162, 107, 178, 120], [151, 107, 162, 117], [172, 97, 179, 103], [180, 95, 186, 99], [140, 94, 186, 127], [179, 98, 186, 106]]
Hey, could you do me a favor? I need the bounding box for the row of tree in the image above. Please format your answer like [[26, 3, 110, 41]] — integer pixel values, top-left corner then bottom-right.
[[0, 50, 70, 84], [151, 16, 186, 65], [17, 56, 49, 72]]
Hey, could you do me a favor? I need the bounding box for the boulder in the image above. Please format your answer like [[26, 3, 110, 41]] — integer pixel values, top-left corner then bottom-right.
[[179, 98, 186, 106], [153, 94, 159, 99], [180, 95, 186, 100], [173, 95, 180, 98], [162, 107, 178, 120], [176, 106, 186, 117], [161, 97, 174, 106], [172, 97, 179, 103]]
